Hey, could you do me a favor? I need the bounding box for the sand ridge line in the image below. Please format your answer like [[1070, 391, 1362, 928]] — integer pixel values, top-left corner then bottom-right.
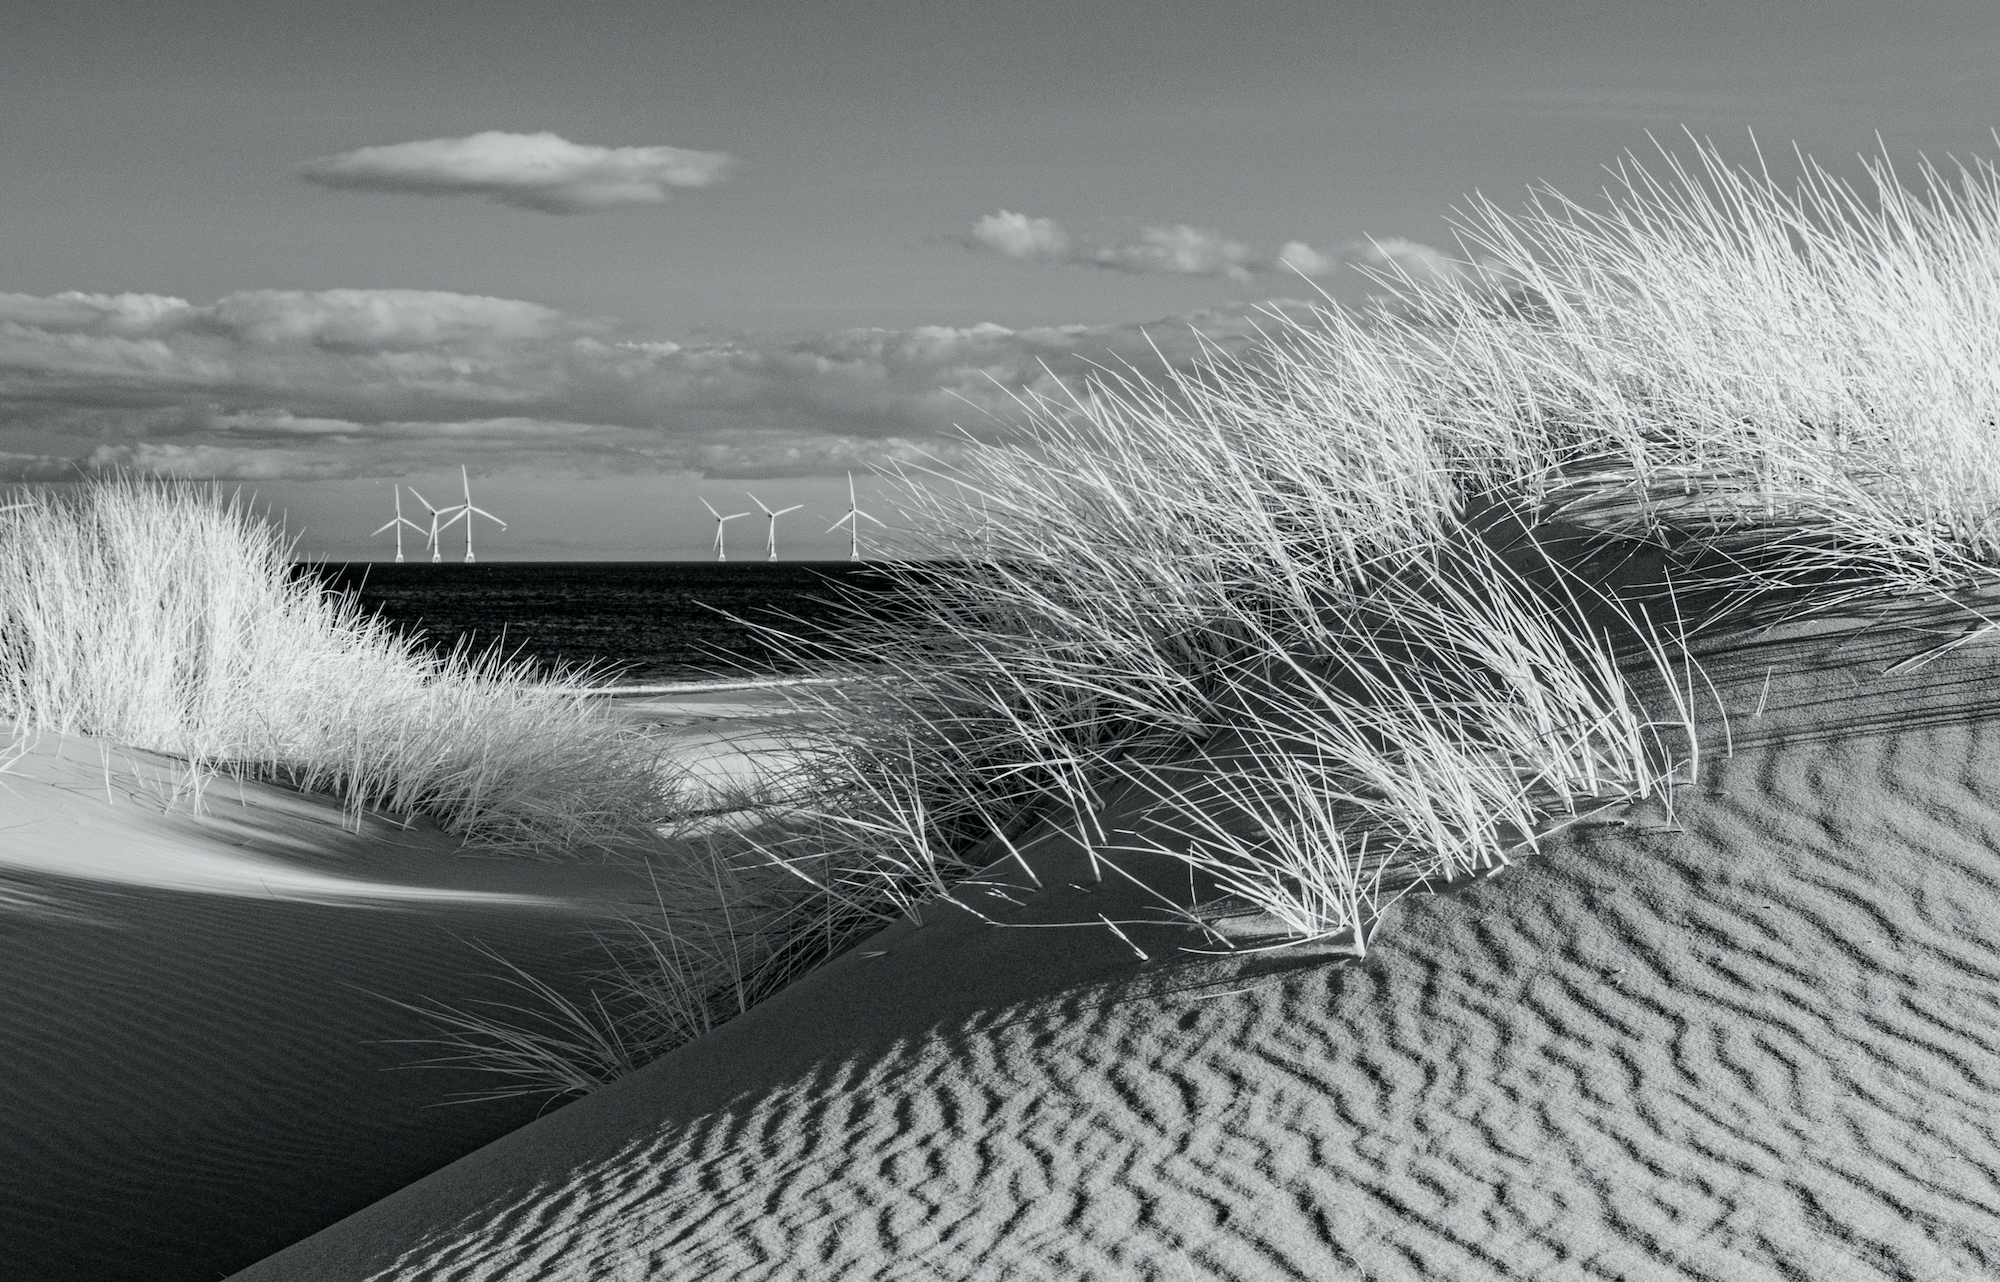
[[0, 728, 667, 909]]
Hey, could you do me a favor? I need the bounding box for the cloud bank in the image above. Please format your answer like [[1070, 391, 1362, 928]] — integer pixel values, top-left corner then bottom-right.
[[968, 211, 1466, 287], [298, 131, 733, 214], [0, 288, 1320, 483]]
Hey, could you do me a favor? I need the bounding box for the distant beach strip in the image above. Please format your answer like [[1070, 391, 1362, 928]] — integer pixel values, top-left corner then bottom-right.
[[560, 674, 858, 696]]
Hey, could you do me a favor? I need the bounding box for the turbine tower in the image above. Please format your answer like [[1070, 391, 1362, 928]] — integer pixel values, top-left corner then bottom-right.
[[827, 472, 885, 563], [748, 492, 803, 562], [438, 465, 506, 563], [370, 486, 427, 563], [405, 487, 463, 563], [702, 497, 750, 562]]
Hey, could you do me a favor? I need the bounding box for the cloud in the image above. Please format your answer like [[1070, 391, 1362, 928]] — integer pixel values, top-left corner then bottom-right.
[[1278, 240, 1336, 277], [1347, 236, 1467, 287], [1, 287, 1343, 483], [0, 288, 571, 349], [966, 211, 1341, 282], [1094, 225, 1258, 281], [970, 211, 1071, 260], [965, 213, 1470, 290], [82, 442, 356, 481], [297, 131, 733, 214]]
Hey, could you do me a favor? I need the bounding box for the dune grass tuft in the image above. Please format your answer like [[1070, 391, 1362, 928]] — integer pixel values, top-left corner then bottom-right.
[[743, 135, 2000, 961], [0, 477, 672, 857]]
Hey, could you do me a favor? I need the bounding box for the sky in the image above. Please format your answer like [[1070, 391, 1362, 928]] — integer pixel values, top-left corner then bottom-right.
[[4, 0, 1999, 560]]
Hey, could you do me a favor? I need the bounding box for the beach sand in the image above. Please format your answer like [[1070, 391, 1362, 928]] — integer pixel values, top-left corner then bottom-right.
[[213, 599, 2000, 1280], [0, 689, 807, 1282]]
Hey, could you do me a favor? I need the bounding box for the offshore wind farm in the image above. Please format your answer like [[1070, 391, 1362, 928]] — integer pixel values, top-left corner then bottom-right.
[[367, 474, 887, 566], [341, 473, 902, 684]]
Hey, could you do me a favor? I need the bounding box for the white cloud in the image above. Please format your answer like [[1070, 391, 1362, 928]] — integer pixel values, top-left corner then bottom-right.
[[297, 131, 733, 214], [1278, 240, 1336, 277], [0, 288, 570, 349], [970, 211, 1071, 260], [965, 211, 1338, 281], [962, 213, 1470, 292], [1346, 236, 1467, 287], [204, 290, 573, 348], [0, 291, 197, 334], [1092, 225, 1258, 282]]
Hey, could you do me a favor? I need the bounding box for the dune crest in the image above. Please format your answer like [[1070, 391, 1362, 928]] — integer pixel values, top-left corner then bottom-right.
[[234, 616, 2000, 1280]]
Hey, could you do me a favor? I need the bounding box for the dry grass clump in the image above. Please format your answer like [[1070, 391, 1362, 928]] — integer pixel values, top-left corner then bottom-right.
[[0, 478, 671, 857], [1408, 137, 2000, 599], [756, 386, 1699, 955], [395, 824, 857, 1102], [758, 136, 2000, 954]]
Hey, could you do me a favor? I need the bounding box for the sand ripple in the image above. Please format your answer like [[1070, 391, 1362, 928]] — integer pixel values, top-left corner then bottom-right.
[[240, 627, 2000, 1281]]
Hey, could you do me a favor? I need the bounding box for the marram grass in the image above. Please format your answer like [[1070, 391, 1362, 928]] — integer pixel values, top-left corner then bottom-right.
[[466, 136, 2000, 1101], [751, 136, 2000, 970], [0, 478, 672, 857]]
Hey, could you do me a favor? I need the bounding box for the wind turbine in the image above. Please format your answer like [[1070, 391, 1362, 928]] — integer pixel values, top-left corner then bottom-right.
[[748, 492, 802, 562], [370, 486, 428, 563], [437, 465, 506, 563], [827, 472, 885, 563], [405, 487, 463, 563], [701, 496, 750, 562]]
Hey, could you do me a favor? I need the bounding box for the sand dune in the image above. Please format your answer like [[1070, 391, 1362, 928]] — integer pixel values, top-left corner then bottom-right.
[[0, 700, 795, 1282], [230, 602, 2000, 1280]]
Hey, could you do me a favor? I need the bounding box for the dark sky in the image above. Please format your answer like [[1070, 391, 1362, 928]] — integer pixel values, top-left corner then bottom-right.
[[4, 0, 1998, 558]]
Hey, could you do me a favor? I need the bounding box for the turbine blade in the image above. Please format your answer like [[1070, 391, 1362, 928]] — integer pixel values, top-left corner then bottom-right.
[[775, 504, 803, 516], [701, 497, 721, 519], [371, 519, 398, 536], [859, 510, 887, 526], [747, 492, 773, 514]]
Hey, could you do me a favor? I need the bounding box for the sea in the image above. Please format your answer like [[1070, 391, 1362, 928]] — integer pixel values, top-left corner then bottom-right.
[[300, 561, 909, 686]]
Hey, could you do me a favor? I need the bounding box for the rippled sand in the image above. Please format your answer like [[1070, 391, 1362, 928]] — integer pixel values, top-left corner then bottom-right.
[[231, 601, 2000, 1281]]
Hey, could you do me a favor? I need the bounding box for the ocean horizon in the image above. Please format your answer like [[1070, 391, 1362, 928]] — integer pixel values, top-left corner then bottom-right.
[[300, 560, 908, 684]]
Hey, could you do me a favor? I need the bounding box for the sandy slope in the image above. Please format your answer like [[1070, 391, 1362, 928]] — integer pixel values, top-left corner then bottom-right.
[[228, 599, 2000, 1281], [0, 691, 801, 1282]]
